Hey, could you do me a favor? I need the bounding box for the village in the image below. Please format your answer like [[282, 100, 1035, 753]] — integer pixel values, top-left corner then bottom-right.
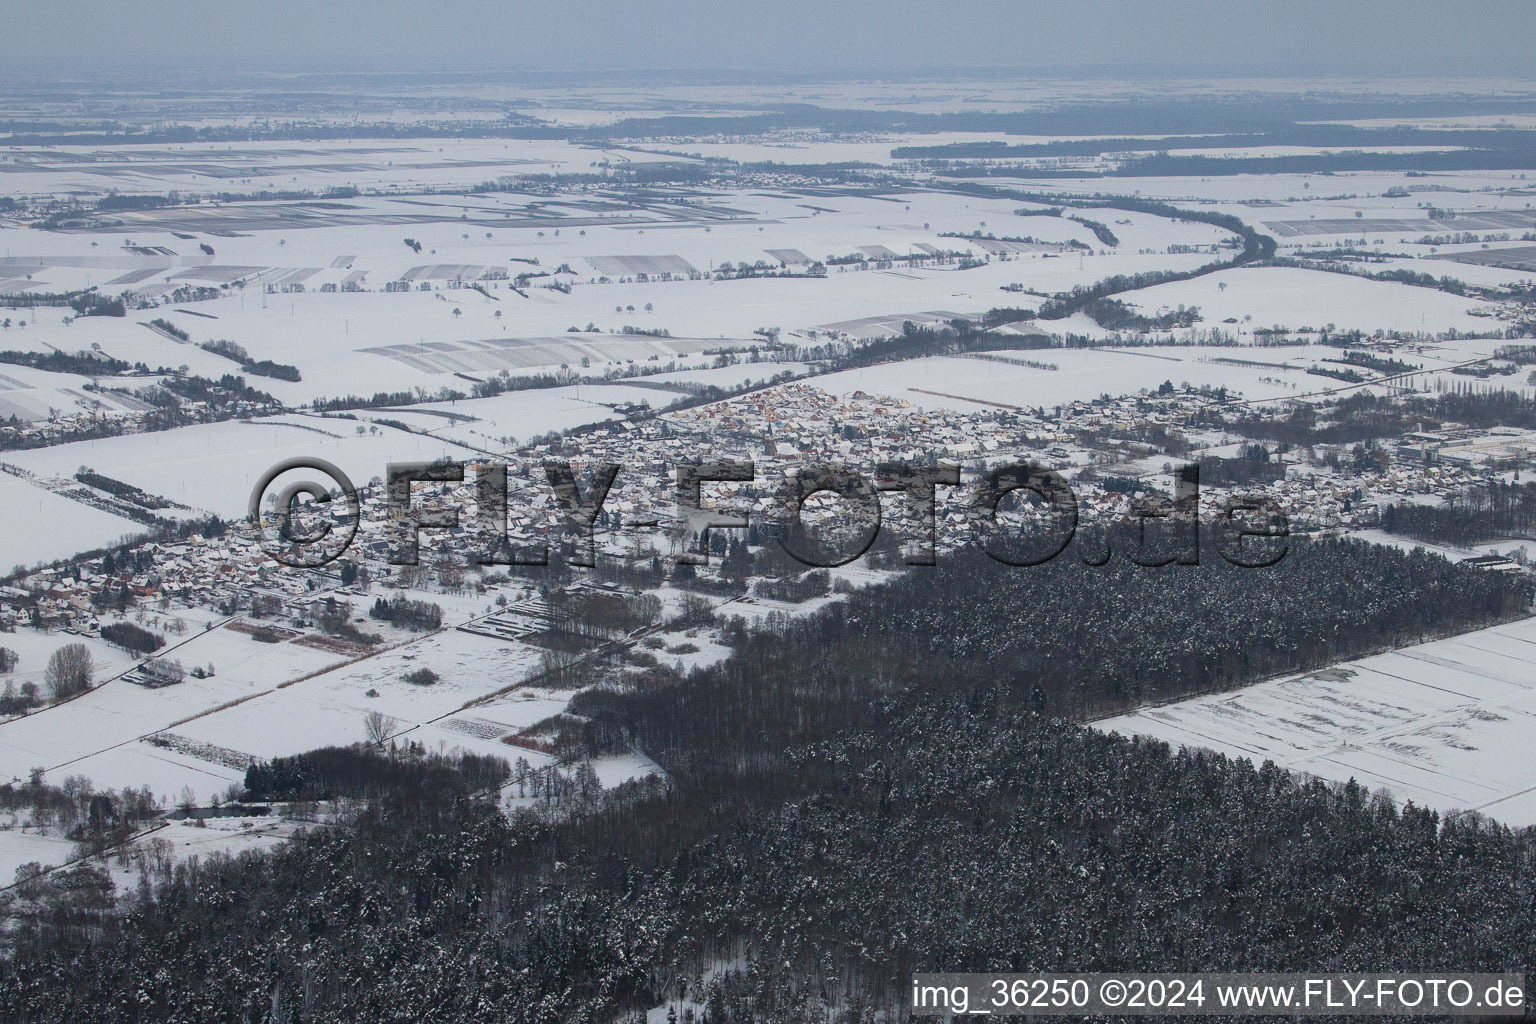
[[5, 371, 1531, 652]]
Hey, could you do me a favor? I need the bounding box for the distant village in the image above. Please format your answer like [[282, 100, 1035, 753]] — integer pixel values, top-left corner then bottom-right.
[[5, 376, 1533, 649]]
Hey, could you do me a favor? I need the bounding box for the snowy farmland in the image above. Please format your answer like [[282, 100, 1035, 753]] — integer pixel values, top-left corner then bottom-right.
[[0, 138, 691, 202], [810, 344, 1340, 411], [1097, 615, 1536, 828], [0, 627, 139, 703], [169, 628, 555, 770], [0, 621, 352, 796], [0, 471, 145, 571], [0, 827, 77, 885], [5, 155, 1522, 425], [1110, 265, 1502, 336], [0, 360, 152, 423], [5, 415, 469, 517], [0, 182, 1244, 405], [0, 609, 572, 802], [404, 381, 689, 450]]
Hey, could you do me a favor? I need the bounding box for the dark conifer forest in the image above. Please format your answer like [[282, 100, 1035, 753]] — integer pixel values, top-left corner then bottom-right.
[[2, 540, 1534, 1023]]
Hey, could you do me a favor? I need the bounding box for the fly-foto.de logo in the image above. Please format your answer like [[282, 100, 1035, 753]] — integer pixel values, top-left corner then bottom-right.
[[247, 457, 1289, 570]]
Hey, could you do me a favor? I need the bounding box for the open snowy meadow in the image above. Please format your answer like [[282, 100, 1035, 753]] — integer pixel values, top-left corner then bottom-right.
[[1097, 615, 1536, 828]]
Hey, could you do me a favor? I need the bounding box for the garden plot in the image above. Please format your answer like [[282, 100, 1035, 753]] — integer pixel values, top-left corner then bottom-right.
[[1097, 614, 1536, 828]]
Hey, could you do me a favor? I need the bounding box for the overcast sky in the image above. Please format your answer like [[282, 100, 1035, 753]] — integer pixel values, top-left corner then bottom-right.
[[12, 0, 1536, 78]]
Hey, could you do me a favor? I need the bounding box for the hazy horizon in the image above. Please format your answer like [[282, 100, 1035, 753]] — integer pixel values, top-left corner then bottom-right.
[[12, 0, 1536, 79]]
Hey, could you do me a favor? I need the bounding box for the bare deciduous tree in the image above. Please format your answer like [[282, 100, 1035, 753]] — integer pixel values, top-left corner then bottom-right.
[[363, 710, 397, 747], [44, 643, 93, 700]]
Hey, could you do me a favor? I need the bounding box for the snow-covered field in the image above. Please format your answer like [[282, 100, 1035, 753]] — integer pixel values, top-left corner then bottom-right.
[[0, 814, 310, 893], [1111, 265, 1501, 335], [0, 472, 144, 570], [172, 628, 553, 768], [0, 360, 151, 423], [6, 415, 468, 517], [0, 184, 1242, 403], [1097, 615, 1536, 828], [5, 158, 1518, 424], [0, 826, 78, 883], [0, 608, 573, 801], [0, 621, 351, 796], [0, 626, 139, 701], [405, 382, 689, 450], [988, 168, 1536, 206], [0, 138, 688, 199], [810, 344, 1349, 411]]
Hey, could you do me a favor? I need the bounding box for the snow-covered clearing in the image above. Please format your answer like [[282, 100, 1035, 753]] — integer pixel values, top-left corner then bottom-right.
[[1096, 614, 1536, 827], [0, 827, 78, 883]]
